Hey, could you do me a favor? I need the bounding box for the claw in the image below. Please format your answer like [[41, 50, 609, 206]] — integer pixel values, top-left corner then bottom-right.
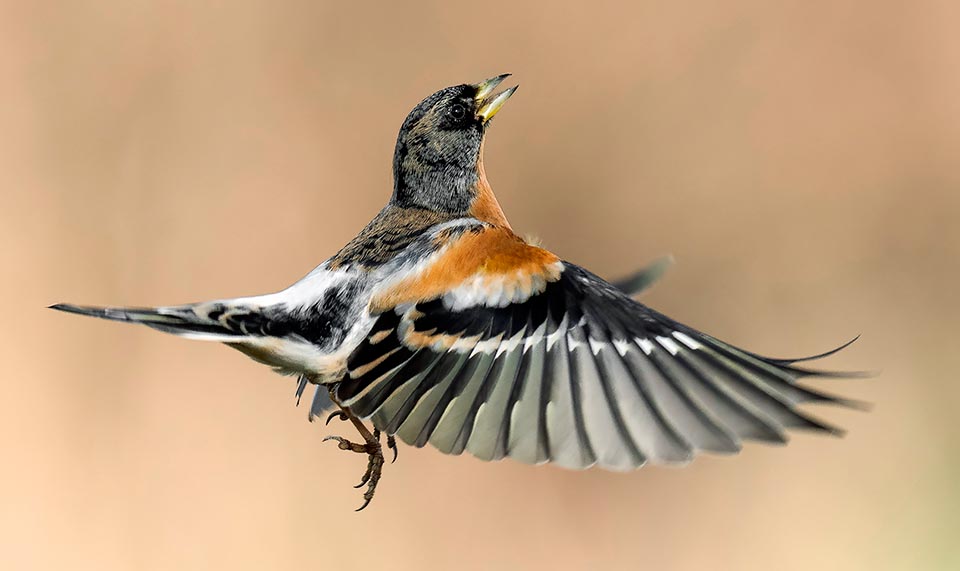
[[387, 435, 398, 463], [354, 464, 373, 488], [322, 435, 350, 451], [355, 452, 383, 511], [325, 410, 348, 426]]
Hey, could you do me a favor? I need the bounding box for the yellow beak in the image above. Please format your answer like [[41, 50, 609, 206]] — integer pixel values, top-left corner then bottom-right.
[[474, 74, 519, 123]]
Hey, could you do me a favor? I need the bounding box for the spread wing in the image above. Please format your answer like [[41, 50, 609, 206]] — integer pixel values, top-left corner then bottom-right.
[[335, 225, 862, 471]]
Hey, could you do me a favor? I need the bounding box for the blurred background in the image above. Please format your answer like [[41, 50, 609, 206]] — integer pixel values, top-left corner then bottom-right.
[[2, 1, 958, 569]]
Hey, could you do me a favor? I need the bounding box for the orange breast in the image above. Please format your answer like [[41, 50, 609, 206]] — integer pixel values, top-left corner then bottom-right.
[[370, 226, 562, 313]]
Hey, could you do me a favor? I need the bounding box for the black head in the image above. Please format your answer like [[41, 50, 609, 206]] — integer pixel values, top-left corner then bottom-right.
[[391, 74, 518, 213]]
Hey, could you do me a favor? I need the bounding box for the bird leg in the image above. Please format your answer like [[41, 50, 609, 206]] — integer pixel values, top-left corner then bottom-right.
[[322, 393, 391, 511]]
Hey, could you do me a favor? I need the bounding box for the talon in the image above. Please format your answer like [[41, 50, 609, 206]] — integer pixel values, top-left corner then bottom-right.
[[355, 453, 383, 511], [387, 435, 398, 463], [354, 465, 372, 488], [325, 410, 348, 426], [323, 435, 351, 451]]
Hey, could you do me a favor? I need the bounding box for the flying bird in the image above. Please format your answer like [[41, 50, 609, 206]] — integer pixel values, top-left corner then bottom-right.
[[52, 75, 864, 510]]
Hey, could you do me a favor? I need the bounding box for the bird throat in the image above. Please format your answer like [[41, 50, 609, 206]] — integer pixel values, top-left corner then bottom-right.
[[468, 153, 511, 229], [391, 140, 511, 229]]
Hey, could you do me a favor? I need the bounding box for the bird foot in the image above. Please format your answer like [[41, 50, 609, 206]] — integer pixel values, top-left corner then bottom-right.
[[323, 431, 383, 511], [323, 409, 396, 511]]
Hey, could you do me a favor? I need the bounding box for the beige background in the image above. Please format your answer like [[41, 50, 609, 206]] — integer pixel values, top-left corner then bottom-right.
[[2, 1, 958, 569]]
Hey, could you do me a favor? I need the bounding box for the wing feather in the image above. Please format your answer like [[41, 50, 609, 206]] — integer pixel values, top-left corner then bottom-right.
[[396, 349, 473, 447], [430, 342, 501, 455], [543, 323, 595, 469], [671, 349, 787, 443], [505, 321, 549, 464], [574, 319, 645, 470], [466, 325, 528, 461], [338, 224, 864, 471], [641, 342, 740, 454], [617, 348, 695, 463]]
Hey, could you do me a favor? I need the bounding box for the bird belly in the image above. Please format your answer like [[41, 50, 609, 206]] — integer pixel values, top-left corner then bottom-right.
[[226, 310, 376, 381]]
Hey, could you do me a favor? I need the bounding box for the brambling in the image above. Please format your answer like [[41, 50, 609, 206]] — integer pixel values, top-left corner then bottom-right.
[[52, 74, 864, 510]]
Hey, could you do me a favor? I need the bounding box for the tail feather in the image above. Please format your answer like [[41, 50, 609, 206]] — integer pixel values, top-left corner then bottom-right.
[[49, 303, 245, 341]]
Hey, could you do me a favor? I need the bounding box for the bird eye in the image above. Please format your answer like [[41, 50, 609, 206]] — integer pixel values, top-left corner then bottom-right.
[[449, 103, 467, 121]]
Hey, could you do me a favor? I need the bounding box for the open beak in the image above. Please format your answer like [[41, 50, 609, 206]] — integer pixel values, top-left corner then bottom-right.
[[474, 74, 518, 123]]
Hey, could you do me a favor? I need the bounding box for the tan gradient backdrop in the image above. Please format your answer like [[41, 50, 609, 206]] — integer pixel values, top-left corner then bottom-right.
[[2, 1, 958, 570]]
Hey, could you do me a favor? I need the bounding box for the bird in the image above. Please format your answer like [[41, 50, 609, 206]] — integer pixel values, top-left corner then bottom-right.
[[51, 74, 866, 510]]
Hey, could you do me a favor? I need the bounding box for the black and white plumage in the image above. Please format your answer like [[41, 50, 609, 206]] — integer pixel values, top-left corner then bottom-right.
[[52, 74, 866, 506], [337, 260, 861, 471], [50, 217, 863, 472], [296, 255, 677, 421]]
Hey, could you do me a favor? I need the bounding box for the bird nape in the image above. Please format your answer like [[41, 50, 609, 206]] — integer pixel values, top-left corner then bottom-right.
[[51, 74, 868, 511]]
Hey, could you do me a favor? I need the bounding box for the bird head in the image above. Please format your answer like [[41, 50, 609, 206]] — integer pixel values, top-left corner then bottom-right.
[[390, 74, 518, 216]]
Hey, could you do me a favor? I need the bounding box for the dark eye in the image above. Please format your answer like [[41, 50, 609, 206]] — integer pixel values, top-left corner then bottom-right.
[[449, 103, 467, 121]]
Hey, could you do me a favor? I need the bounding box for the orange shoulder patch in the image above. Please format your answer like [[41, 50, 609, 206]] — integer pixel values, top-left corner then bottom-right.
[[370, 226, 562, 313]]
